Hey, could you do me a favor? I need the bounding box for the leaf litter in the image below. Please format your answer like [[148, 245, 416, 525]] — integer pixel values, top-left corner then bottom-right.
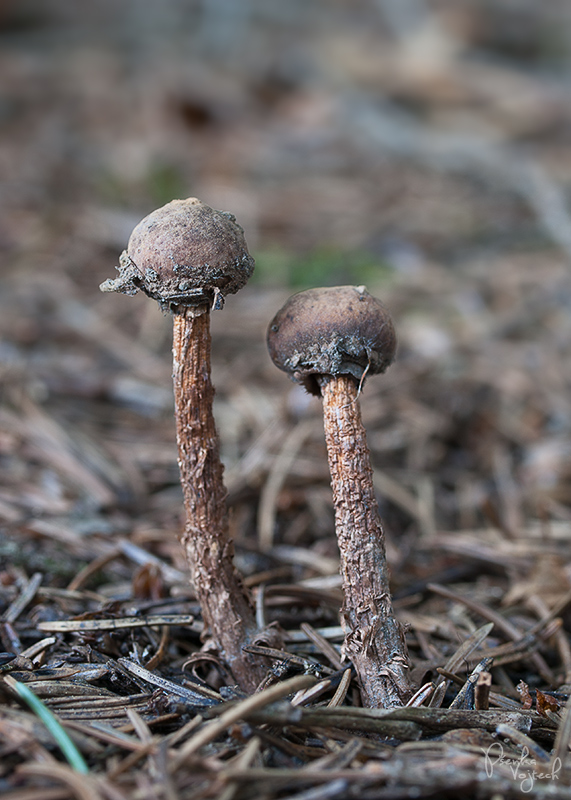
[[2, 1, 571, 797]]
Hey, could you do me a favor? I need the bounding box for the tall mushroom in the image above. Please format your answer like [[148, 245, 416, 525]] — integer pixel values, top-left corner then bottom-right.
[[267, 285, 410, 707], [101, 198, 278, 691]]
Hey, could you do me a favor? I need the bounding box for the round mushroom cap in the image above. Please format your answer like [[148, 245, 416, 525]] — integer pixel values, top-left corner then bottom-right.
[[99, 198, 254, 312], [267, 286, 396, 395]]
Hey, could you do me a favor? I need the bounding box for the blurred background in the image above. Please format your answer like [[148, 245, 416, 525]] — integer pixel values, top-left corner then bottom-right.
[[2, 0, 571, 596]]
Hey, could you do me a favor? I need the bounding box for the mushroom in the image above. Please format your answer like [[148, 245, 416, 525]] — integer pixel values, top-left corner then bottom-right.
[[101, 198, 279, 691], [267, 285, 410, 707]]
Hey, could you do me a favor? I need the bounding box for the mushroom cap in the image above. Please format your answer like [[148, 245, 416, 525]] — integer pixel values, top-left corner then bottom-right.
[[100, 198, 255, 312], [267, 286, 396, 395]]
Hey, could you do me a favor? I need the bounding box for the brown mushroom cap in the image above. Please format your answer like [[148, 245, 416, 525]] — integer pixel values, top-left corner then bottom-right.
[[100, 198, 255, 312], [267, 286, 397, 395]]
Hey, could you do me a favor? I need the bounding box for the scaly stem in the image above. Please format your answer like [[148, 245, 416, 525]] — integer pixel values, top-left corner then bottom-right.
[[320, 374, 410, 707], [172, 306, 274, 691]]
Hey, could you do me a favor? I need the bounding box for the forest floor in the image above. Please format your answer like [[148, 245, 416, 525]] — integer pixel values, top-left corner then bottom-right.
[[2, 1, 571, 798]]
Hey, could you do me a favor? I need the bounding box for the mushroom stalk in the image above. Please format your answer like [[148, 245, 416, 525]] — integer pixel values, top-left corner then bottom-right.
[[173, 306, 264, 691], [319, 374, 409, 708]]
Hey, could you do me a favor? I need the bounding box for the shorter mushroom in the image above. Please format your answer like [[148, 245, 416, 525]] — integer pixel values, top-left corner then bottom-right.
[[267, 286, 410, 707]]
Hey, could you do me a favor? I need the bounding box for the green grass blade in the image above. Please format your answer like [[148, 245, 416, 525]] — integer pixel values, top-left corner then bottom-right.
[[5, 675, 89, 774]]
